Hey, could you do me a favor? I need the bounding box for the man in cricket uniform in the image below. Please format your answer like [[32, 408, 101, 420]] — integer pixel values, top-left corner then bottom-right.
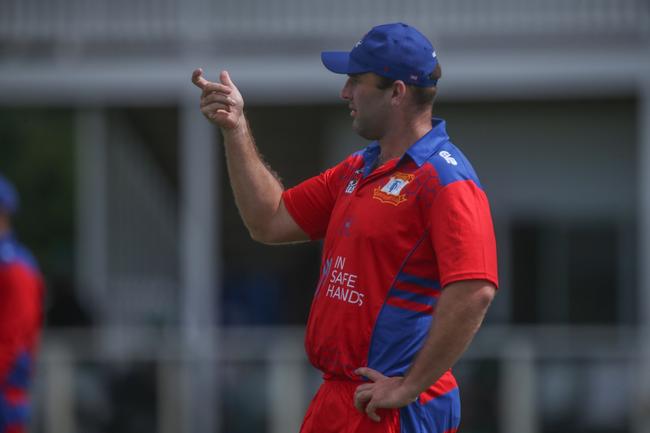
[[0, 174, 44, 433], [193, 22, 498, 433]]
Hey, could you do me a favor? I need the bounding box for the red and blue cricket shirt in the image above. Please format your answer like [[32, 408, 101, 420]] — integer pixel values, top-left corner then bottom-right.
[[0, 233, 44, 433], [282, 118, 498, 433]]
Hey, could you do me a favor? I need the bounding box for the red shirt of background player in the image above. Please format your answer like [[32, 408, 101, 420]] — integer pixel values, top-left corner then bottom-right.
[[0, 233, 44, 433]]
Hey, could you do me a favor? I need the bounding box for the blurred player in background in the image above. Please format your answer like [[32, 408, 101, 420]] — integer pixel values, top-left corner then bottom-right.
[[193, 22, 497, 433], [0, 174, 44, 433]]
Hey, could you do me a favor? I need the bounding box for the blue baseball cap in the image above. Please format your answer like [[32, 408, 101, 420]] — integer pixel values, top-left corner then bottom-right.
[[0, 174, 19, 214], [321, 22, 439, 87]]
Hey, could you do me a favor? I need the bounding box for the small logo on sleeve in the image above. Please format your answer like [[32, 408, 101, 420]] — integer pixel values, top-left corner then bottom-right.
[[372, 172, 415, 206], [345, 179, 358, 194], [344, 169, 363, 194], [439, 151, 458, 166]]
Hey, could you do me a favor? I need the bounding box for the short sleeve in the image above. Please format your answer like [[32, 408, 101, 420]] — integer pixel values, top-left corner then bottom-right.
[[282, 159, 353, 240], [431, 180, 498, 288]]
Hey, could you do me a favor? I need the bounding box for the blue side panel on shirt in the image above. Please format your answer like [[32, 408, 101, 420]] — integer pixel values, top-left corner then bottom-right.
[[6, 351, 33, 389], [367, 304, 432, 377], [396, 272, 441, 290], [0, 395, 30, 427], [400, 388, 461, 433], [425, 141, 483, 189], [388, 288, 437, 307]]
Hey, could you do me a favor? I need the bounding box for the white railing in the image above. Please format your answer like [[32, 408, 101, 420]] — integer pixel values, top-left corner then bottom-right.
[[32, 325, 642, 433], [0, 0, 648, 44]]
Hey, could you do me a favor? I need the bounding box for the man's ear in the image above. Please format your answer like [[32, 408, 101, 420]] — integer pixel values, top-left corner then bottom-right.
[[391, 80, 408, 106]]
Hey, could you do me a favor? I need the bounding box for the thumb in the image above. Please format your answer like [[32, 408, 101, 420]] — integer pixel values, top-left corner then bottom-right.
[[192, 68, 209, 89], [220, 70, 236, 88]]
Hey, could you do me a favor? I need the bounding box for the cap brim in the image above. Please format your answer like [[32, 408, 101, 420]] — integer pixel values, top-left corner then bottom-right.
[[321, 51, 353, 74]]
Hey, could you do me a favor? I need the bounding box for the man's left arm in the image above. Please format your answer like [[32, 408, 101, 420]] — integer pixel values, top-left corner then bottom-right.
[[354, 279, 496, 422]]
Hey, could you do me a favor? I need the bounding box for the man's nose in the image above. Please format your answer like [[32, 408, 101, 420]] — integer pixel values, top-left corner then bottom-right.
[[340, 79, 352, 100]]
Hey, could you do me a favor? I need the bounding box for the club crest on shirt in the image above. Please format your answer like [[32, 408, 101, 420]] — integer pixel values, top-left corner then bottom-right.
[[373, 172, 415, 206]]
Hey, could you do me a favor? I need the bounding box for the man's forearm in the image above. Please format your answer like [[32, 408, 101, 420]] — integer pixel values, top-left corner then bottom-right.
[[401, 280, 496, 398], [192, 69, 287, 241], [221, 117, 285, 239]]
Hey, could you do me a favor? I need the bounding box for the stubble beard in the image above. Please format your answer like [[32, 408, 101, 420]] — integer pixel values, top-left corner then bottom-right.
[[352, 115, 382, 141]]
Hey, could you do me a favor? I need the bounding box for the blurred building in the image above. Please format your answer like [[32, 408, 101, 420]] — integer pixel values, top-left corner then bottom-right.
[[1, 1, 650, 432]]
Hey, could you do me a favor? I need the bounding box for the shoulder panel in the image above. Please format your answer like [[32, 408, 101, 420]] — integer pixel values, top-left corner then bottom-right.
[[424, 141, 483, 189]]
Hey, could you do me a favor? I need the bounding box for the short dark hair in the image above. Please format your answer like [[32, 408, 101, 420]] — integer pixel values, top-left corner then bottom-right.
[[375, 63, 442, 110]]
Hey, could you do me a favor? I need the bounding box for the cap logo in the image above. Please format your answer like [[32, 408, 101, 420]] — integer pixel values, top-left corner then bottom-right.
[[432, 50, 437, 58]]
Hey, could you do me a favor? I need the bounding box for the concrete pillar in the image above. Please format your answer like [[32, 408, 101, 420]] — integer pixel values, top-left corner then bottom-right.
[[43, 343, 76, 433], [268, 337, 307, 433], [499, 337, 538, 433], [179, 102, 220, 433], [75, 108, 109, 321], [157, 356, 183, 433]]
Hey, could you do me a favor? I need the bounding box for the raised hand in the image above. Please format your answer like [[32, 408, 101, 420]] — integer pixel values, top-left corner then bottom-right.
[[191, 68, 244, 130], [353, 367, 418, 422]]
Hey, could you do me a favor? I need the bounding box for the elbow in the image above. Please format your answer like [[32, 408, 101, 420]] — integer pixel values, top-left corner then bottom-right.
[[248, 224, 279, 245], [248, 226, 271, 244], [443, 280, 496, 312], [475, 283, 497, 310]]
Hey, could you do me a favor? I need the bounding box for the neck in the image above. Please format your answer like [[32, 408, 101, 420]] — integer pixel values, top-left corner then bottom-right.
[[378, 111, 432, 162]]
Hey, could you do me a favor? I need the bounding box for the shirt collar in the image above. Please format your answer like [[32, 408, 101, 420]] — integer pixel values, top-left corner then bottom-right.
[[403, 118, 450, 167], [360, 142, 381, 177], [360, 118, 450, 172]]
